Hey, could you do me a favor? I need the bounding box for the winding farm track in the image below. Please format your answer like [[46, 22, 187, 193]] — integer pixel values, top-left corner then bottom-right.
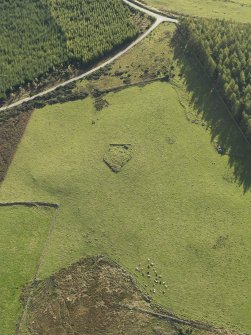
[[0, 0, 178, 113]]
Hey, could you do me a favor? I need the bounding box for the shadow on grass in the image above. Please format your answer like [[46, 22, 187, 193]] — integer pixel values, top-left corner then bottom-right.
[[171, 34, 251, 193]]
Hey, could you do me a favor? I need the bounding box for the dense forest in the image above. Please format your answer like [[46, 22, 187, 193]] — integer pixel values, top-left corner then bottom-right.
[[178, 18, 251, 139], [0, 0, 139, 101], [44, 0, 138, 63]]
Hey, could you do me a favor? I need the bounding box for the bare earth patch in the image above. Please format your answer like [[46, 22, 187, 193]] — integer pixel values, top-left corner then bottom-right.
[[23, 256, 175, 335], [22, 256, 237, 335]]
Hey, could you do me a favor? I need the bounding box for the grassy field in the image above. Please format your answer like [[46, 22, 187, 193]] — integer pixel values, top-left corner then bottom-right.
[[1, 23, 251, 333], [144, 0, 251, 22], [1, 80, 251, 332], [0, 206, 54, 335]]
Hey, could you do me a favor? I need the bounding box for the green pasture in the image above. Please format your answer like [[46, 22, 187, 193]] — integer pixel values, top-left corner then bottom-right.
[[80, 23, 176, 91], [1, 79, 251, 332], [0, 206, 54, 335], [1, 20, 251, 334], [145, 0, 251, 22]]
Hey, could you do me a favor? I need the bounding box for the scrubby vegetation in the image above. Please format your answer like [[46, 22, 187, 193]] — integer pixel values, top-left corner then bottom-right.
[[77, 24, 175, 93], [23, 255, 226, 335], [178, 18, 251, 139], [0, 0, 140, 101], [24, 256, 178, 335]]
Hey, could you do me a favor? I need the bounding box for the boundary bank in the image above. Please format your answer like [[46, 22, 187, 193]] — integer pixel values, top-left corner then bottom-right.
[[117, 304, 226, 334], [0, 201, 59, 208]]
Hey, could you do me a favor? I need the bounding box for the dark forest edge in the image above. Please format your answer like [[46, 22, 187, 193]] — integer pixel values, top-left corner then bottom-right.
[[0, 0, 152, 105], [177, 18, 251, 141]]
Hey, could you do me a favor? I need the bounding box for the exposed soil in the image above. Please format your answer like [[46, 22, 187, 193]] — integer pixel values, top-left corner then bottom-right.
[[23, 256, 177, 335], [0, 111, 31, 183], [22, 256, 235, 335]]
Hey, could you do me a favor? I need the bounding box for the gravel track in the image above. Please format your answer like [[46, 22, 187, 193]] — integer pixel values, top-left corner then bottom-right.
[[0, 0, 178, 112]]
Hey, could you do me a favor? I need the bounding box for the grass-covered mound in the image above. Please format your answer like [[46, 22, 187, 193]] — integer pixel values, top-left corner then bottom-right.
[[0, 206, 54, 335], [0, 0, 140, 101], [1, 81, 251, 333], [104, 144, 132, 172]]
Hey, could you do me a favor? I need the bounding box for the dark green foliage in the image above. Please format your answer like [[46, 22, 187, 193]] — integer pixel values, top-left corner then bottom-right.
[[0, 0, 138, 101], [178, 18, 251, 139], [0, 0, 68, 100], [45, 0, 138, 64]]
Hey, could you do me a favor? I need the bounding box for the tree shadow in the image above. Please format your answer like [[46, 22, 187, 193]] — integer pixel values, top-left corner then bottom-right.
[[171, 34, 251, 193]]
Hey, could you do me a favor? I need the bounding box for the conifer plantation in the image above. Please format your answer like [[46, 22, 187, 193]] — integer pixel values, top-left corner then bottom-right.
[[0, 0, 139, 101], [178, 18, 251, 139], [44, 0, 138, 64]]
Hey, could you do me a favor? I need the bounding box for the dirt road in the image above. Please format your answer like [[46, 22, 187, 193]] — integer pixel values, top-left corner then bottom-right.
[[0, 0, 178, 112]]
